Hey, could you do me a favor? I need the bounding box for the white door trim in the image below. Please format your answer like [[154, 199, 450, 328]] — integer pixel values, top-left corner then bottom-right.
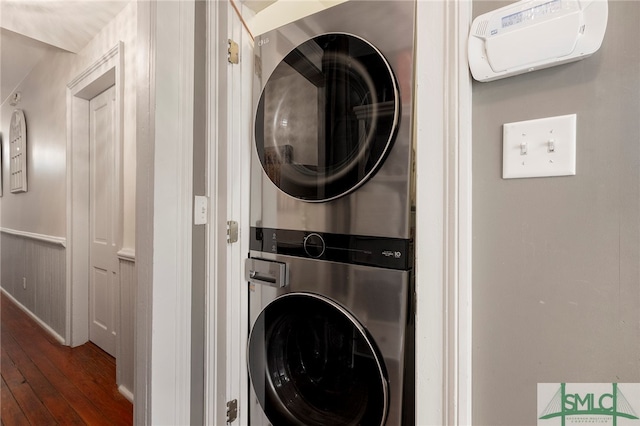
[[204, 0, 226, 423], [225, 5, 253, 426], [415, 1, 472, 425], [66, 41, 123, 349], [151, 0, 195, 423], [134, 1, 155, 422], [452, 3, 473, 423], [205, 1, 254, 423], [134, 0, 196, 423]]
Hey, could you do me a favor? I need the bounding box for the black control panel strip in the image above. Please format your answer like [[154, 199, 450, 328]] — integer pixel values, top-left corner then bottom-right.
[[250, 227, 413, 271]]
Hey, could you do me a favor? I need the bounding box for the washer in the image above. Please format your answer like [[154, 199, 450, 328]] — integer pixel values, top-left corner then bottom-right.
[[246, 251, 413, 426], [248, 1, 415, 425]]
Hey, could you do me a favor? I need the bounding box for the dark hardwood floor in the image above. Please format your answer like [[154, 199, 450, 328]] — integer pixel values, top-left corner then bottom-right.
[[1, 294, 133, 425]]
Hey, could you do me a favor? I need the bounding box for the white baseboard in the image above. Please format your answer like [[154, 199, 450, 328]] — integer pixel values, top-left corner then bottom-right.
[[1, 288, 66, 345], [118, 384, 134, 403]]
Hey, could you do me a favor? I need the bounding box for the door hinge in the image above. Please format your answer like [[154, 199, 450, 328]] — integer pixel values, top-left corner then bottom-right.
[[227, 221, 239, 244], [226, 399, 238, 423], [228, 39, 239, 64]]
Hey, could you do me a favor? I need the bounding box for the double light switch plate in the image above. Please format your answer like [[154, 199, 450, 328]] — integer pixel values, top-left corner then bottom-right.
[[503, 114, 577, 179]]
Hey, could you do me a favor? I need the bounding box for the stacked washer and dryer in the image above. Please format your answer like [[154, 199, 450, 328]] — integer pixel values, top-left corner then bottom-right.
[[246, 1, 416, 425]]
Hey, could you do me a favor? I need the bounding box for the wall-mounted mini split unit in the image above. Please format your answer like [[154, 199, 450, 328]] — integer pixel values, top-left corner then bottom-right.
[[468, 0, 608, 82]]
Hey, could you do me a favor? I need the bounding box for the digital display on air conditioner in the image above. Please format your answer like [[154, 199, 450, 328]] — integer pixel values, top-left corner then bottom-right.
[[501, 0, 563, 29]]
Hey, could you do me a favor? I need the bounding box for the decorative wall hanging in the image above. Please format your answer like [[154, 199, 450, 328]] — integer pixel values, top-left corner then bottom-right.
[[10, 109, 27, 193]]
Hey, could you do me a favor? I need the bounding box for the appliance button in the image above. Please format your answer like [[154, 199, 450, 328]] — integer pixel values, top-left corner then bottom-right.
[[303, 233, 325, 258]]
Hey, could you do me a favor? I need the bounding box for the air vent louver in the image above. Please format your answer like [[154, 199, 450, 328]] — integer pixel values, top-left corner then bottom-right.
[[476, 20, 489, 37]]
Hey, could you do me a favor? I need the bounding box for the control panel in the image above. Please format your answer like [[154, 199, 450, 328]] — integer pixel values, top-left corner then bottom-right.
[[250, 227, 413, 271]]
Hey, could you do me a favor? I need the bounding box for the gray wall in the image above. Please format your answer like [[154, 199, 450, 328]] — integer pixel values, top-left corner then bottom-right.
[[472, 2, 640, 425], [191, 0, 207, 422], [0, 2, 137, 247]]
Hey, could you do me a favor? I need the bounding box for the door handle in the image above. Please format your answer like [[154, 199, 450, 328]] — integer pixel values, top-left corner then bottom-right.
[[248, 270, 276, 284], [245, 258, 288, 288]]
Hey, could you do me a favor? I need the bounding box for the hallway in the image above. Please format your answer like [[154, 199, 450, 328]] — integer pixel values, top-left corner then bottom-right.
[[0, 294, 133, 425]]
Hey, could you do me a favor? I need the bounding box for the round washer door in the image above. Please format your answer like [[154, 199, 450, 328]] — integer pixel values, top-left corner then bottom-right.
[[247, 293, 389, 426], [254, 33, 400, 202]]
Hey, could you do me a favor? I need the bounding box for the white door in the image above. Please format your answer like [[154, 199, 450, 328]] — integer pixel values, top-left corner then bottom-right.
[[89, 85, 118, 357]]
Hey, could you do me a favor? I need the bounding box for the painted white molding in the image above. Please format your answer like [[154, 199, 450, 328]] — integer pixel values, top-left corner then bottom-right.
[[1, 288, 66, 345], [0, 227, 66, 247], [415, 1, 472, 425], [118, 385, 135, 404], [117, 248, 136, 262], [441, 1, 473, 424], [205, 1, 230, 424], [134, 0, 155, 423], [66, 41, 124, 348], [67, 44, 120, 93], [148, 0, 195, 424], [449, 2, 473, 425]]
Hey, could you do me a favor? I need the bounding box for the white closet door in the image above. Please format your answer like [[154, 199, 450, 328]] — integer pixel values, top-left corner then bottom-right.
[[89, 85, 118, 357]]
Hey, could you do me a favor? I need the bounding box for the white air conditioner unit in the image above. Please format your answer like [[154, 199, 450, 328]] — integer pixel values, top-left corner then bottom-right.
[[468, 0, 608, 82]]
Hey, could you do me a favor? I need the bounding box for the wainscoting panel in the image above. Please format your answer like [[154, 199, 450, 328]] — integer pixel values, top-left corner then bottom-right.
[[1, 232, 66, 338], [118, 255, 136, 400], [2, 232, 135, 400]]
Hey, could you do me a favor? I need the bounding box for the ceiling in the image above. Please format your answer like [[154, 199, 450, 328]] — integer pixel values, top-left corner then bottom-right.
[[0, 0, 334, 105], [1, 0, 130, 105]]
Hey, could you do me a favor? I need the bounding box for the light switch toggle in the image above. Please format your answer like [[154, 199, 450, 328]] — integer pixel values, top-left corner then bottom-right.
[[548, 138, 555, 153], [520, 140, 528, 155]]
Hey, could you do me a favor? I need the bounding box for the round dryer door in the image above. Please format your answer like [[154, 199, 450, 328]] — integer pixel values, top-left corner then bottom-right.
[[254, 33, 400, 202], [247, 293, 389, 426]]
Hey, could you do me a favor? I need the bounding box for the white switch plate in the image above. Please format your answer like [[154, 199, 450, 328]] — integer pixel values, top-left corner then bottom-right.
[[503, 114, 576, 179], [194, 196, 208, 225]]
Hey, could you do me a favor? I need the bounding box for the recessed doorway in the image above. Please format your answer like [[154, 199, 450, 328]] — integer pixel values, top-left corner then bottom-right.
[[66, 43, 123, 366]]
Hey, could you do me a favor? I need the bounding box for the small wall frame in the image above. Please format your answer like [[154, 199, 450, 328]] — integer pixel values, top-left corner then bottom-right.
[[10, 109, 27, 193]]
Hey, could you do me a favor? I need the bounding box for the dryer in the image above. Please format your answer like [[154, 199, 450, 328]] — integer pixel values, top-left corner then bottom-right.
[[248, 1, 415, 425], [251, 0, 415, 240]]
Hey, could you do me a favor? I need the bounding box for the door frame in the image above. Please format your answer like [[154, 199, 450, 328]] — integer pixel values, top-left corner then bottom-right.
[[134, 0, 196, 423], [204, 1, 233, 424], [132, 0, 474, 422], [66, 41, 124, 351], [414, 2, 473, 424], [204, 1, 254, 424], [204, 1, 473, 425]]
